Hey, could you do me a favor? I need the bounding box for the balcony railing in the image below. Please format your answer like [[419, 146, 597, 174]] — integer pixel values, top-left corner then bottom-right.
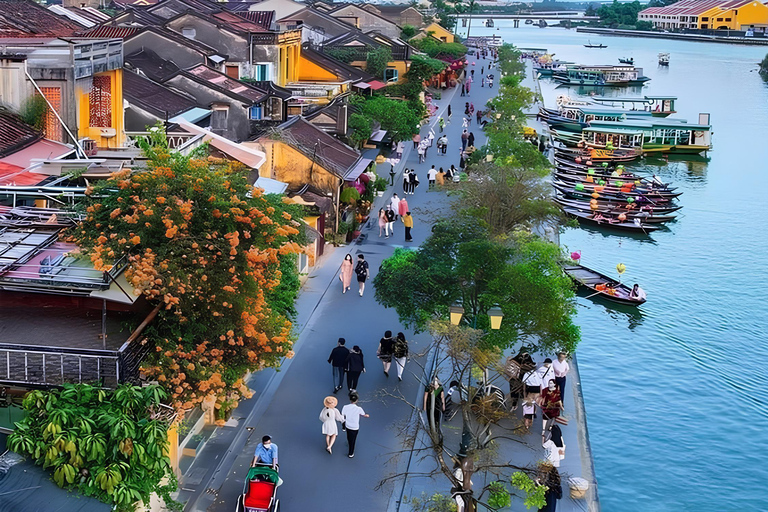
[[0, 336, 152, 389], [125, 131, 199, 149]]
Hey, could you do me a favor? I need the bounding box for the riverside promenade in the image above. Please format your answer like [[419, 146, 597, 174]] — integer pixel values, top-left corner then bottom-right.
[[177, 49, 598, 512]]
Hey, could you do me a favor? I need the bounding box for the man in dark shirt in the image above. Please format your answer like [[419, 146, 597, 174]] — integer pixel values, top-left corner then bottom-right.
[[328, 338, 350, 393]]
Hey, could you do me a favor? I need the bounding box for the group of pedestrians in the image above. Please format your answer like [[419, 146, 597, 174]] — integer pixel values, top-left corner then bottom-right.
[[323, 331, 410, 457], [508, 350, 571, 511]]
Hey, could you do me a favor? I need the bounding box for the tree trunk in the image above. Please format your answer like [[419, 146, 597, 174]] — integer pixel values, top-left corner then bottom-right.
[[462, 456, 475, 512]]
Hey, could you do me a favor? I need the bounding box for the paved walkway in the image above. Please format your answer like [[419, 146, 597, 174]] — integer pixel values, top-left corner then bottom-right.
[[178, 51, 596, 512]]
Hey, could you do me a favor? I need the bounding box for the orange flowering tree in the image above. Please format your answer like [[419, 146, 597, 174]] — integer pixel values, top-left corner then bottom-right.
[[74, 140, 305, 418]]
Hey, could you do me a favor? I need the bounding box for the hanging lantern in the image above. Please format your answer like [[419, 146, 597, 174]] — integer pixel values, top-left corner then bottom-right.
[[590, 202, 599, 210], [635, 180, 641, 185], [594, 185, 604, 192], [626, 197, 635, 203], [570, 251, 581, 261], [591, 192, 600, 199], [587, 168, 595, 175], [616, 263, 626, 274], [615, 180, 624, 187], [575, 183, 585, 191], [602, 162, 609, 167], [598, 180, 606, 186], [585, 175, 594, 183], [575, 157, 582, 163], [586, 160, 593, 166], [375, 155, 386, 164], [618, 213, 627, 221]]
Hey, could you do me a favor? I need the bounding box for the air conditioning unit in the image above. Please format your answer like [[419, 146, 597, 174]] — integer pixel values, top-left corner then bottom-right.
[[80, 138, 97, 157]]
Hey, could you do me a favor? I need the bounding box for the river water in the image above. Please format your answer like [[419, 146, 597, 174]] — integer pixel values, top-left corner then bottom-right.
[[456, 23, 768, 511]]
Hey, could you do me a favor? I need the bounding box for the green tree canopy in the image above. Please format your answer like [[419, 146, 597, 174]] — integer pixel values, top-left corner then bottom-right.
[[373, 217, 580, 353], [366, 46, 393, 80], [596, 0, 646, 28], [356, 95, 420, 142], [410, 37, 468, 59], [401, 24, 417, 39]]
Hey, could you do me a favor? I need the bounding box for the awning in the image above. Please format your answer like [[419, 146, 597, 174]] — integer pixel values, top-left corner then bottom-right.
[[254, 176, 289, 194], [369, 129, 387, 142], [353, 82, 371, 89], [210, 55, 226, 64], [169, 107, 212, 125], [368, 80, 387, 90], [0, 139, 73, 169], [345, 157, 373, 181], [177, 120, 266, 170], [0, 162, 46, 186]]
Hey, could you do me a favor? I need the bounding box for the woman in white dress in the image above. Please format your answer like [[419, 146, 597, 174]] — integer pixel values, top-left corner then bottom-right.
[[320, 396, 344, 454]]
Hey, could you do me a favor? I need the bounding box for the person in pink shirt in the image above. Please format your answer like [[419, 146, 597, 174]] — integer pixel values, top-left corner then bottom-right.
[[552, 352, 570, 407], [398, 196, 409, 218]]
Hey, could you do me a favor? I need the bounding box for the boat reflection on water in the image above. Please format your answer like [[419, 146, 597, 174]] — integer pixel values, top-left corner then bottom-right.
[[555, 84, 646, 97], [563, 224, 662, 244], [575, 290, 647, 330]]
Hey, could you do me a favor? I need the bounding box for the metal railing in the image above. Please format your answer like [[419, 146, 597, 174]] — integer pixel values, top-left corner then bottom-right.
[[125, 131, 198, 149]]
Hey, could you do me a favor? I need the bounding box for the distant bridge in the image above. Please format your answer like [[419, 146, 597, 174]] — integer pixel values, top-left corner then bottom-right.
[[462, 13, 598, 21]]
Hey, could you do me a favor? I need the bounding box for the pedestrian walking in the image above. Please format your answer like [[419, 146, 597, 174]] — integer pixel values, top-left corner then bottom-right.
[[459, 150, 467, 170], [252, 435, 278, 468], [538, 358, 555, 393], [436, 167, 445, 186], [417, 144, 425, 164], [540, 379, 563, 436], [537, 464, 562, 512], [469, 102, 475, 115], [553, 353, 570, 407], [466, 115, 472, 126], [461, 83, 466, 96], [345, 345, 365, 391], [403, 211, 413, 242], [412, 133, 421, 149], [471, 69, 475, 77], [328, 337, 350, 393], [542, 424, 565, 468], [385, 205, 395, 238], [409, 170, 419, 194], [465, 102, 470, 116], [398, 196, 409, 218], [438, 135, 448, 154], [468, 132, 475, 147], [320, 396, 344, 454], [461, 130, 469, 150], [393, 332, 409, 381], [339, 253, 353, 293], [522, 398, 536, 431], [403, 168, 411, 195], [439, 117, 445, 132], [447, 104, 452, 118], [481, 66, 484, 74], [423, 377, 446, 431], [427, 165, 437, 188], [389, 193, 400, 220], [476, 109, 482, 124], [341, 392, 369, 458], [378, 208, 387, 237], [377, 330, 395, 376], [466, 80, 471, 95], [428, 130, 435, 147], [523, 362, 542, 402], [355, 254, 369, 297]]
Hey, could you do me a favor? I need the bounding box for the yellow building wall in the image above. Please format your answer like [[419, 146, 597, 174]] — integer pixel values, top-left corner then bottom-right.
[[76, 69, 125, 148], [424, 23, 455, 43], [259, 140, 341, 194], [167, 423, 180, 477], [733, 1, 768, 28], [350, 60, 409, 84], [298, 54, 339, 82]]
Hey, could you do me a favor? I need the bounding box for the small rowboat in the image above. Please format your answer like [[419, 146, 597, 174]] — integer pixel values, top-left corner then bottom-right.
[[561, 206, 661, 232], [554, 197, 677, 223], [584, 42, 608, 48], [562, 263, 646, 306], [553, 177, 681, 198], [552, 181, 677, 204], [553, 194, 682, 214], [619, 57, 634, 64], [553, 171, 676, 191]]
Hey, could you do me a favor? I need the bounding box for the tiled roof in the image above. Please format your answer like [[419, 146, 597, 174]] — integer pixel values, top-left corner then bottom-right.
[[0, 110, 41, 158], [185, 64, 268, 103], [77, 25, 143, 38], [278, 7, 357, 38], [124, 47, 181, 82], [211, 10, 271, 33], [275, 116, 361, 178], [0, 0, 81, 37], [0, 162, 46, 186], [234, 10, 275, 30], [639, 0, 753, 16], [251, 80, 293, 100], [123, 69, 197, 117]]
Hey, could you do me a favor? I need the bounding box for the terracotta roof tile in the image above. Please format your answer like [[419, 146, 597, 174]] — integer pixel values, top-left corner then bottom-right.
[[123, 69, 197, 117], [0, 0, 81, 37], [234, 10, 275, 30], [0, 110, 41, 158], [185, 64, 268, 103], [275, 116, 361, 178], [76, 26, 143, 39]]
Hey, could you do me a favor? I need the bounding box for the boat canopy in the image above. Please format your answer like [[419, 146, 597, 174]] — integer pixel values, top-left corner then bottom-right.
[[588, 119, 711, 130], [583, 126, 645, 135]]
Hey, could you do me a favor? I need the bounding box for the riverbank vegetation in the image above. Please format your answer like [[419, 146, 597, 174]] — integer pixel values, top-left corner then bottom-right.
[[587, 0, 653, 30], [760, 53, 768, 78]]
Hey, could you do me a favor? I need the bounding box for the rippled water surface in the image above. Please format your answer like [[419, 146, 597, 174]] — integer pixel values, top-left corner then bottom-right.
[[458, 23, 768, 511]]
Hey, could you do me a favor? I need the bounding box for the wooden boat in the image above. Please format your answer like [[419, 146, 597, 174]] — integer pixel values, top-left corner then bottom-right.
[[560, 206, 661, 232], [553, 174, 680, 195], [553, 146, 641, 162], [553, 197, 677, 223], [590, 95, 677, 117], [553, 170, 676, 191], [553, 194, 682, 214], [553, 65, 650, 86], [658, 52, 670, 66], [619, 57, 634, 64], [584, 42, 607, 48], [552, 181, 678, 204], [562, 264, 647, 306]]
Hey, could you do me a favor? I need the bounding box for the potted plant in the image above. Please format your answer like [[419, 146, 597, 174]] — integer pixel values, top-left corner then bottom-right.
[[374, 176, 388, 196]]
